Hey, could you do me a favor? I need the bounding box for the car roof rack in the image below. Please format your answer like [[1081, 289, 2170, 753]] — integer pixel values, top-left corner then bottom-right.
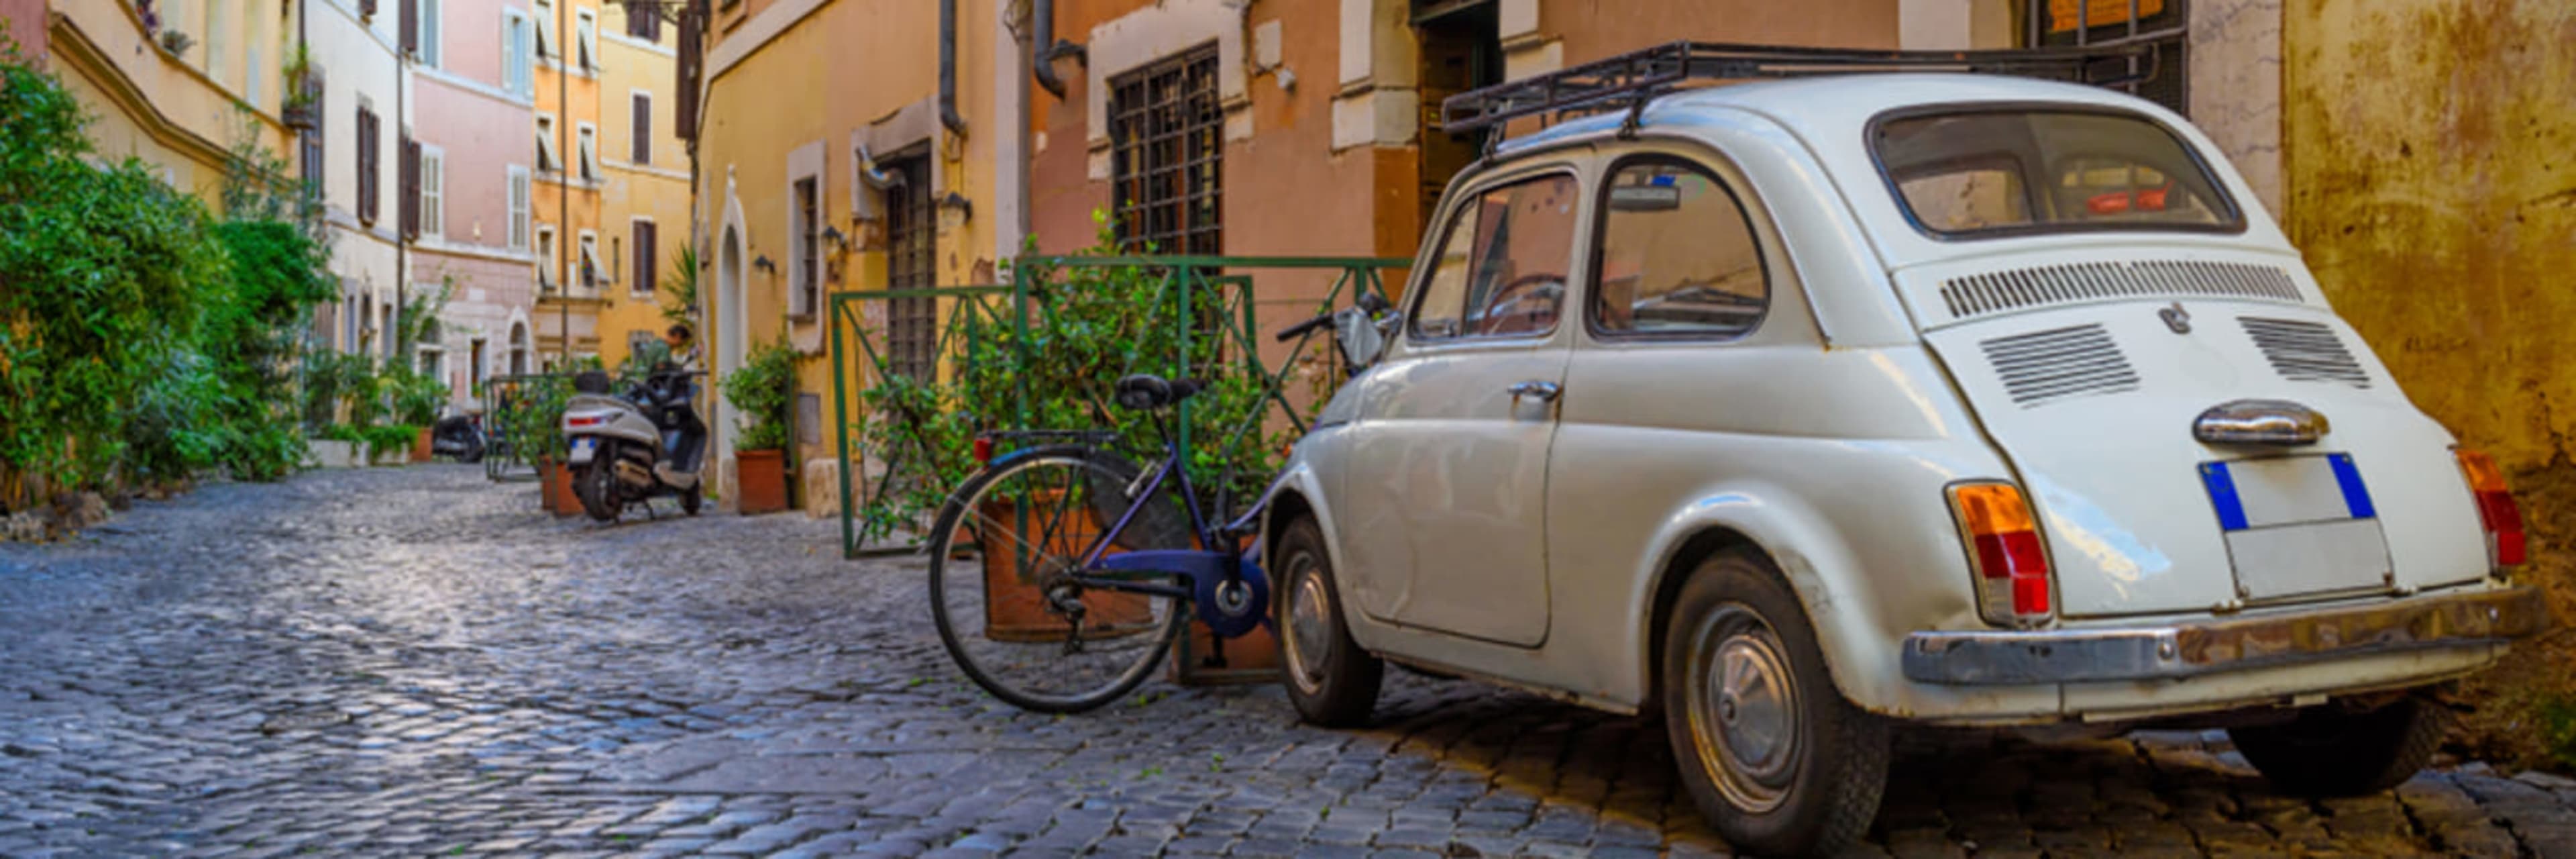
[[1440, 38, 2173, 148]]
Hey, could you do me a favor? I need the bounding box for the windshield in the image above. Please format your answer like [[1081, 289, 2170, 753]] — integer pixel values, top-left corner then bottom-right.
[[1872, 108, 2241, 238]]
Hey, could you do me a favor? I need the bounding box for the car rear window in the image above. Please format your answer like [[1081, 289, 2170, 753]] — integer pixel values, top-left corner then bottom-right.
[[1872, 108, 2242, 238]]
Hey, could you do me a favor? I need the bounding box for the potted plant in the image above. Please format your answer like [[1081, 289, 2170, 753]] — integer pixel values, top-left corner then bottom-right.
[[722, 338, 796, 515], [388, 367, 446, 462], [280, 43, 319, 130], [511, 375, 580, 515], [851, 223, 1307, 680]]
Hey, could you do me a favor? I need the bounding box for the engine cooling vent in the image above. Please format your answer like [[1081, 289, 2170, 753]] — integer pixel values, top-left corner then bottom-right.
[[1940, 260, 2303, 320], [2240, 317, 2371, 387], [1980, 324, 2141, 406]]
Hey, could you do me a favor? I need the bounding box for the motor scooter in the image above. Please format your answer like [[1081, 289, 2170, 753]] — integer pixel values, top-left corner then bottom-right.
[[561, 369, 707, 521], [430, 404, 486, 463]]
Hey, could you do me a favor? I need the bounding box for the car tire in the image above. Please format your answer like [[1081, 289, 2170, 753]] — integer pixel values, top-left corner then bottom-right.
[[2229, 695, 2445, 797], [1661, 548, 1887, 856], [1275, 517, 1382, 727]]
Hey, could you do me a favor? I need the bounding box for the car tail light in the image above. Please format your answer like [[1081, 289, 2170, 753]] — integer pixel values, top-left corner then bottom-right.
[[2454, 449, 2526, 569], [1947, 482, 2053, 626]]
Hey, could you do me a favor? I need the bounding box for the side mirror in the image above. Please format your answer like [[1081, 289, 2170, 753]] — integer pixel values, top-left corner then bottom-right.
[[1335, 308, 1389, 369]]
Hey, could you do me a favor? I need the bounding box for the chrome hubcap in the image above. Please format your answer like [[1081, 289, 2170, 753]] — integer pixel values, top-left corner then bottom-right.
[[1686, 605, 1800, 813], [1285, 560, 1332, 694]]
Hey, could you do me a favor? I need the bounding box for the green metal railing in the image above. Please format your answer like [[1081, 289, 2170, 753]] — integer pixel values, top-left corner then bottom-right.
[[828, 254, 1409, 558]]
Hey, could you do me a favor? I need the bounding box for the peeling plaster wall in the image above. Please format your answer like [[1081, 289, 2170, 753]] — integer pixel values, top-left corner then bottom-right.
[[2284, 0, 2576, 471], [2190, 0, 2284, 215]]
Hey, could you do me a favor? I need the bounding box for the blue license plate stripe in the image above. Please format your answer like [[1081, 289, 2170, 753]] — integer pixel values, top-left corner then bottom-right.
[[2328, 453, 2376, 519], [2200, 462, 2250, 532]]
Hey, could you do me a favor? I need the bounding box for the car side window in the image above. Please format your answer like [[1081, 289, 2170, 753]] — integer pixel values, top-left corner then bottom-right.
[[1591, 159, 1769, 339], [1409, 174, 1579, 341]]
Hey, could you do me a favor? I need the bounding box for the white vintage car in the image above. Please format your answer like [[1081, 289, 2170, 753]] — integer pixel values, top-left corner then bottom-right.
[[1258, 48, 2546, 856]]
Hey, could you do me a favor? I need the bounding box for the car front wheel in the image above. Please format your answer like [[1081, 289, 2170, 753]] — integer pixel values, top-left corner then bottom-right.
[[1662, 548, 1887, 856], [1275, 517, 1381, 727]]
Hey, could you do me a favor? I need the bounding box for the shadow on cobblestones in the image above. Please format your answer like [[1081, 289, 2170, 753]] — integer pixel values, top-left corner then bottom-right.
[[0, 467, 2570, 857]]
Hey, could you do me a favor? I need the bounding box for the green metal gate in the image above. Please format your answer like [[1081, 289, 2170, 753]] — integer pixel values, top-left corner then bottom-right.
[[828, 254, 1409, 558]]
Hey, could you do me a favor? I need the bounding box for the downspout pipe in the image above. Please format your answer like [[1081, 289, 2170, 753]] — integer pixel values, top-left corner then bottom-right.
[[1032, 0, 1085, 100], [938, 0, 966, 136]]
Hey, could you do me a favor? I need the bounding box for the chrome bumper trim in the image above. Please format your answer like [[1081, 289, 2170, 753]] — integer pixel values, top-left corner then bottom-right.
[[1903, 586, 2550, 685]]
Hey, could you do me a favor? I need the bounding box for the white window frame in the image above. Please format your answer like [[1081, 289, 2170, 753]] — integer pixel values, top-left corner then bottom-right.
[[574, 8, 598, 72], [245, 45, 261, 109], [629, 215, 656, 296], [578, 230, 602, 289], [535, 224, 558, 291], [576, 121, 598, 182], [629, 88, 653, 166], [533, 0, 558, 62], [507, 164, 531, 250], [418, 144, 445, 239], [501, 9, 533, 96], [417, 0, 443, 68], [535, 113, 560, 173]]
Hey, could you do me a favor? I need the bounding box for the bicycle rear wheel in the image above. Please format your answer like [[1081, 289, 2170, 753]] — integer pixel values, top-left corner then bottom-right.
[[927, 447, 1188, 713]]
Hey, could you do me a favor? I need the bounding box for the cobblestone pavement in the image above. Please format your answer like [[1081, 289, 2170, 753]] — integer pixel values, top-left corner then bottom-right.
[[3, 466, 2573, 858]]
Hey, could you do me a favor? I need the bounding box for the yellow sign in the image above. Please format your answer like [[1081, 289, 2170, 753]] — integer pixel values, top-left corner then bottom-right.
[[2050, 0, 2166, 32]]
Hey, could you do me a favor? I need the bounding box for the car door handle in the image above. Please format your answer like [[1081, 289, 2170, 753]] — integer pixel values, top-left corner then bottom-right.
[[1506, 380, 1561, 402]]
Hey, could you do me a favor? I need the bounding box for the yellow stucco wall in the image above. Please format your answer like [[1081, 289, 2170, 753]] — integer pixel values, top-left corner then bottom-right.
[[48, 1, 292, 205], [533, 0, 609, 361], [694, 0, 1000, 507], [592, 0, 692, 370], [2285, 0, 2576, 472]]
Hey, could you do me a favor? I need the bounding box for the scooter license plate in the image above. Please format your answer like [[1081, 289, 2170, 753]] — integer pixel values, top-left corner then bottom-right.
[[568, 437, 597, 464]]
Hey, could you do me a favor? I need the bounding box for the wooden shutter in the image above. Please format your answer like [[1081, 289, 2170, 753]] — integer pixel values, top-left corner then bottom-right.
[[635, 222, 657, 293], [399, 136, 421, 239], [675, 1, 701, 140], [631, 93, 651, 165], [399, 0, 417, 56], [356, 107, 378, 225]]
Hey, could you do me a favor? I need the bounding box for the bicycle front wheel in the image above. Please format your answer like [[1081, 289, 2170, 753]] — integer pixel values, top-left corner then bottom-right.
[[927, 447, 1188, 713]]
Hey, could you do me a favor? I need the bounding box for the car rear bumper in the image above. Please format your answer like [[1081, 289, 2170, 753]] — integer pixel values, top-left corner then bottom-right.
[[1903, 585, 2549, 685]]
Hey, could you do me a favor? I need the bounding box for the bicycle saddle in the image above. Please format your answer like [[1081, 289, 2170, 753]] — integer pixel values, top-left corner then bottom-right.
[[1113, 374, 1203, 411]]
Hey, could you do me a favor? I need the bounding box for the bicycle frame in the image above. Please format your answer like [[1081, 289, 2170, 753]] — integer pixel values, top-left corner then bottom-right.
[[1012, 438, 1273, 639]]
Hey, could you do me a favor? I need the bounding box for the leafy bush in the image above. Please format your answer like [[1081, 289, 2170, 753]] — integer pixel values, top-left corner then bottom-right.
[[847, 221, 1320, 545], [724, 338, 797, 452], [362, 423, 420, 453], [0, 46, 334, 505]]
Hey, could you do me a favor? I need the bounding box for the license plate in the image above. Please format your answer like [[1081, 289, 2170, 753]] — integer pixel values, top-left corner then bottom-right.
[[2201, 454, 2392, 600], [569, 437, 597, 463]]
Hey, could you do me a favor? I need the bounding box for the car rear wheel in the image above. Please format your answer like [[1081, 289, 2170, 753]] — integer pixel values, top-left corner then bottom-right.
[[2229, 694, 2445, 797], [1662, 548, 1886, 856], [1275, 517, 1381, 727]]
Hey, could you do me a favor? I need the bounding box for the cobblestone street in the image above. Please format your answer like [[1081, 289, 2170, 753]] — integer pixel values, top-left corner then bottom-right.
[[0, 466, 2571, 857]]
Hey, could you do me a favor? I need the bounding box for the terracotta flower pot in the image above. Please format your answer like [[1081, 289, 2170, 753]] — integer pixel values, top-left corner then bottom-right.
[[411, 426, 433, 462], [541, 460, 582, 517], [735, 448, 790, 515], [975, 491, 1157, 643]]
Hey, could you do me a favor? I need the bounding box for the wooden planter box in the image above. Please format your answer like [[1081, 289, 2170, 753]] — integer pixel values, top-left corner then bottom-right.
[[975, 492, 1158, 643], [410, 426, 433, 462], [735, 448, 789, 514], [1169, 534, 1281, 686]]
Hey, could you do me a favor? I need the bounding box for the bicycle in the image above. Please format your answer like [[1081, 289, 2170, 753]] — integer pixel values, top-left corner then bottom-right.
[[926, 294, 1393, 713]]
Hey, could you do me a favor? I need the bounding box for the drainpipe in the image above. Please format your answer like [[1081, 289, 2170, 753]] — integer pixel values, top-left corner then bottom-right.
[[938, 0, 966, 136], [1031, 0, 1084, 100]]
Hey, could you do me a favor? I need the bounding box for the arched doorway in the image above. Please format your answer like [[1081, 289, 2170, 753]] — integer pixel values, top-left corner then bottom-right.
[[716, 224, 746, 470]]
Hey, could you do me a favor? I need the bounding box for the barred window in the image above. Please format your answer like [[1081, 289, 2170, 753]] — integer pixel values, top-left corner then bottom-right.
[[883, 155, 936, 381], [1109, 44, 1222, 255]]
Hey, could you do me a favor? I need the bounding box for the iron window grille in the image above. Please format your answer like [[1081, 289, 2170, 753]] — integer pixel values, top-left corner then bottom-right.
[[883, 155, 936, 382], [2025, 0, 2188, 115], [1109, 44, 1223, 256]]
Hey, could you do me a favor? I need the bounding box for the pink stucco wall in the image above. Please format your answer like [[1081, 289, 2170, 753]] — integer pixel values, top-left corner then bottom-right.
[[415, 0, 531, 259], [0, 0, 48, 63]]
